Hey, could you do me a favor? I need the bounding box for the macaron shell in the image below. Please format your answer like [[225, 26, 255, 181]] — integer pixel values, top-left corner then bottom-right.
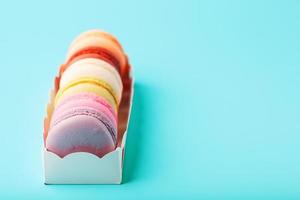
[[60, 58, 123, 103], [46, 114, 116, 158], [70, 30, 123, 51], [50, 105, 117, 141], [54, 92, 117, 119], [55, 80, 118, 112], [66, 36, 125, 70], [51, 95, 117, 130]]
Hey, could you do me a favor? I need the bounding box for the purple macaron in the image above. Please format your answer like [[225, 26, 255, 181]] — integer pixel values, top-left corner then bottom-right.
[[46, 92, 118, 158]]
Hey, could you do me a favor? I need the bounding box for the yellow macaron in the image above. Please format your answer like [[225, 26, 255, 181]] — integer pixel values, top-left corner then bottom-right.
[[55, 77, 118, 111]]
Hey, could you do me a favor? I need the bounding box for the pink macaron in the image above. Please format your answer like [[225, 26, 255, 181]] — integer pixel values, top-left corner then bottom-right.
[[46, 92, 118, 158]]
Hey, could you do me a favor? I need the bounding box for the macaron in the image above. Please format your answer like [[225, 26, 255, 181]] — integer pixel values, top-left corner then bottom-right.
[[60, 58, 123, 104], [62, 30, 128, 78], [55, 77, 118, 112], [46, 92, 117, 158], [45, 29, 130, 158]]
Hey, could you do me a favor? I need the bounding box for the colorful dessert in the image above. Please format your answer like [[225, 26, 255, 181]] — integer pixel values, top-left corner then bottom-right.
[[59, 58, 123, 104], [55, 77, 118, 112], [44, 30, 130, 158], [61, 30, 128, 78], [47, 93, 117, 158]]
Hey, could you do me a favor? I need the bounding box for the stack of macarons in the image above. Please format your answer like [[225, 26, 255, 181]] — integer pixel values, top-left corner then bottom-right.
[[44, 30, 130, 158]]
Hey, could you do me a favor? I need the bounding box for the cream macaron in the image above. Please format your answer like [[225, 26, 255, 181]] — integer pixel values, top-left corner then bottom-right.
[[60, 58, 123, 104]]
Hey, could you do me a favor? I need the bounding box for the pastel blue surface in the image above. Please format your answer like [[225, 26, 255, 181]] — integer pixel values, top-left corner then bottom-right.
[[0, 0, 299, 199]]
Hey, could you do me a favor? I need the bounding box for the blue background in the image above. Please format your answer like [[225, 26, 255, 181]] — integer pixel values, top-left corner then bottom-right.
[[0, 0, 299, 199]]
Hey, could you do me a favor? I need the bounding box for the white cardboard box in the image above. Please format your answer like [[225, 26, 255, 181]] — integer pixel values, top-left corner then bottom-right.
[[43, 69, 133, 184]]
